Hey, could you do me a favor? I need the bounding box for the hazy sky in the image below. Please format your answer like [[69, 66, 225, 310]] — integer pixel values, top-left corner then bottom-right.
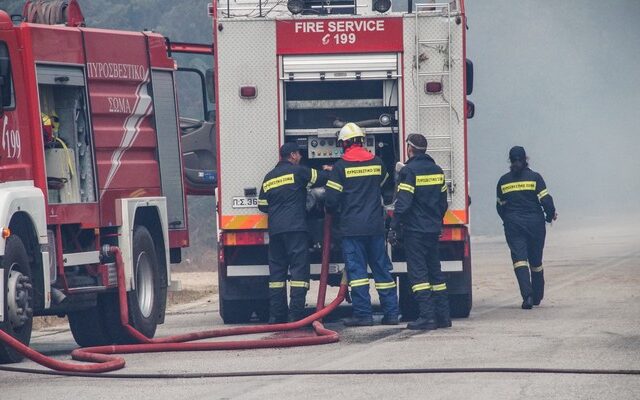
[[464, 0, 640, 234]]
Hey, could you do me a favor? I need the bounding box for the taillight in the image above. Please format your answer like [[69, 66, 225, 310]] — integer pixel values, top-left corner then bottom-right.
[[223, 231, 268, 246], [440, 227, 465, 241]]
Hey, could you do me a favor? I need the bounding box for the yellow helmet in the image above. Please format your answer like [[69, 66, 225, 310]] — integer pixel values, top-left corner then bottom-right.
[[338, 122, 365, 142]]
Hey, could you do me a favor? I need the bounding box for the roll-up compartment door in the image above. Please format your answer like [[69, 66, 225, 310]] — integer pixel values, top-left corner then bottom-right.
[[282, 53, 399, 81], [37, 66, 86, 86], [152, 70, 186, 230]]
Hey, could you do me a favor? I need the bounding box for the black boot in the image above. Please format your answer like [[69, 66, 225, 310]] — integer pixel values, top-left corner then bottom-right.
[[381, 315, 399, 325], [288, 287, 307, 322], [531, 269, 545, 305], [406, 293, 437, 331], [269, 287, 288, 324], [514, 266, 533, 307], [521, 295, 533, 310], [433, 289, 452, 328]]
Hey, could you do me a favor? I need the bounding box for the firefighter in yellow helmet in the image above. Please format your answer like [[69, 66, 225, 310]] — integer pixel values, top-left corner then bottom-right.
[[325, 123, 399, 326]]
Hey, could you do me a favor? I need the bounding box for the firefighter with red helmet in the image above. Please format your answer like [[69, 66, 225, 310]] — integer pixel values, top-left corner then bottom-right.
[[258, 142, 328, 323], [496, 146, 557, 309], [325, 123, 399, 326], [390, 134, 450, 330]]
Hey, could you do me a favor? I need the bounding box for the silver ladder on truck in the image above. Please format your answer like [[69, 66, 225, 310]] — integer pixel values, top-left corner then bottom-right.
[[414, 2, 455, 194]]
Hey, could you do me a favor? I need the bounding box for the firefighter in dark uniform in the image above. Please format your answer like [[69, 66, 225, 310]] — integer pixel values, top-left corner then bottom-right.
[[258, 142, 327, 323], [325, 123, 399, 327], [389, 134, 450, 330], [496, 146, 557, 309]]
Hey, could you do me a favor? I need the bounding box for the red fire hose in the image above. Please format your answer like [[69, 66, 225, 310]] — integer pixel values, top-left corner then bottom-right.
[[0, 215, 345, 373]]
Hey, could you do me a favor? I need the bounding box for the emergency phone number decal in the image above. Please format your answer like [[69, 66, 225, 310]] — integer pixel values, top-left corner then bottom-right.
[[276, 18, 403, 55], [232, 196, 258, 209]]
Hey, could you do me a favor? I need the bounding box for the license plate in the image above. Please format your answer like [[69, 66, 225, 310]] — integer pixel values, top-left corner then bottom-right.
[[232, 196, 258, 208]]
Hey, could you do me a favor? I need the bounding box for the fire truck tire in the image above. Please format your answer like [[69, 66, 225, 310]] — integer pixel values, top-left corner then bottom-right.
[[68, 305, 113, 347], [0, 236, 34, 364], [103, 226, 162, 343], [127, 226, 162, 337], [398, 276, 418, 321], [220, 299, 253, 324], [449, 293, 472, 318]]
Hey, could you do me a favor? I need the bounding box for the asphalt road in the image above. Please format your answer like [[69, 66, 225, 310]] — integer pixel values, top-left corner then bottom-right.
[[1, 220, 639, 399]]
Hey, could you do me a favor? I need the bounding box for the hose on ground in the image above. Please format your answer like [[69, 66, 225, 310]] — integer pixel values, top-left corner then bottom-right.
[[0, 365, 638, 379], [0, 215, 346, 373]]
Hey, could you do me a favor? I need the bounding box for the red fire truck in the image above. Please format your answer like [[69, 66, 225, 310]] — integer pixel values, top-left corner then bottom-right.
[[211, 0, 475, 322], [0, 2, 193, 362]]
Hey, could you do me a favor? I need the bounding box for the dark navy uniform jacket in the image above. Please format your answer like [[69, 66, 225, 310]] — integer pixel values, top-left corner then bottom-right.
[[258, 161, 326, 236], [392, 154, 448, 234], [496, 167, 556, 224], [325, 146, 389, 237]]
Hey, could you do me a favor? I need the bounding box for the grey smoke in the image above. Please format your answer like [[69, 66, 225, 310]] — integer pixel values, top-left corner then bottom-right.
[[464, 0, 640, 234]]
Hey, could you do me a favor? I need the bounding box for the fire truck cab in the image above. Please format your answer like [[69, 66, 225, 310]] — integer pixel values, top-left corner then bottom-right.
[[212, 0, 474, 322], [0, 4, 187, 363]]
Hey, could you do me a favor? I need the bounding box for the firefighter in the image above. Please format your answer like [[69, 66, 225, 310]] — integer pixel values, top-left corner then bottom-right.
[[258, 142, 327, 323], [325, 122, 399, 326], [496, 146, 557, 309], [389, 134, 450, 330]]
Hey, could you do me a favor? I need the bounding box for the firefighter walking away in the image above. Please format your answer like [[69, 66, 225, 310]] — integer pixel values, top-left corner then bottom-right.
[[390, 134, 450, 330], [325, 123, 399, 326], [496, 146, 557, 309], [258, 143, 327, 323]]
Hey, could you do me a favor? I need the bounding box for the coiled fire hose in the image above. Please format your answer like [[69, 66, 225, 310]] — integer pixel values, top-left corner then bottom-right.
[[0, 214, 346, 373]]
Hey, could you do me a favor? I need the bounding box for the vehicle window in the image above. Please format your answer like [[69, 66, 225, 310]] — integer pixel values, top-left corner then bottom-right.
[[176, 68, 213, 123], [0, 42, 15, 109]]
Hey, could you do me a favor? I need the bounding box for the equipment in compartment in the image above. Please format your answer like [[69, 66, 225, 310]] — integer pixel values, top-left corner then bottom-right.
[[38, 66, 96, 204], [45, 148, 79, 203], [307, 134, 375, 159]]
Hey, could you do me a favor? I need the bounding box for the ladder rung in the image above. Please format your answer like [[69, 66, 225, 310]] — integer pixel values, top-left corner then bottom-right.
[[424, 135, 452, 139], [428, 147, 452, 152], [418, 71, 450, 77], [418, 39, 449, 45], [419, 103, 450, 109]]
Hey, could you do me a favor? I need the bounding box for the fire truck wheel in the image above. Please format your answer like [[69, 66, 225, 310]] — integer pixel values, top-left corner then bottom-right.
[[219, 299, 253, 324], [0, 236, 34, 364], [449, 293, 472, 318], [101, 225, 162, 343], [126, 226, 162, 338], [68, 305, 113, 347]]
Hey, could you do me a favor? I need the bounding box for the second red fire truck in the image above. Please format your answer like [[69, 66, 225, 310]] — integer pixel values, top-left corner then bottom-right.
[[0, 1, 197, 362]]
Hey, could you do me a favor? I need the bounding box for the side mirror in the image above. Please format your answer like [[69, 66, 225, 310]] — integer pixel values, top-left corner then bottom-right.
[[466, 100, 475, 119], [465, 58, 473, 96], [205, 68, 214, 104]]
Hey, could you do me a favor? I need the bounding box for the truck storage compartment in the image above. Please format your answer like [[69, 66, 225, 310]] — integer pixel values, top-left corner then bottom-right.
[[37, 65, 96, 204]]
